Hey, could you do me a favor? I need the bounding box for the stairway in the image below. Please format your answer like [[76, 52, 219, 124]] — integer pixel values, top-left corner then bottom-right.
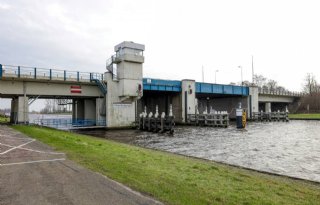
[[92, 79, 107, 95]]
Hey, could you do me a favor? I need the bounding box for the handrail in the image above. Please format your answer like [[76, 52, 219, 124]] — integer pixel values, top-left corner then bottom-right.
[[258, 87, 303, 97], [0, 64, 104, 83]]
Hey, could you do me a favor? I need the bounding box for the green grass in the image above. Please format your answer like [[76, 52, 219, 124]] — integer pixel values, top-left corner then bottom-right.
[[12, 125, 320, 205], [289, 113, 320, 119], [0, 115, 9, 123]]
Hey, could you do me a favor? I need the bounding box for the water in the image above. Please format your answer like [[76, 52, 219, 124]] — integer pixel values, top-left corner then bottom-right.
[[29, 113, 72, 123], [79, 121, 320, 182], [29, 113, 72, 129]]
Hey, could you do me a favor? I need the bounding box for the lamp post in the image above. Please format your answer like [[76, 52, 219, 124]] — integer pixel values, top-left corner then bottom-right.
[[238, 66, 243, 86], [215, 69, 219, 84]]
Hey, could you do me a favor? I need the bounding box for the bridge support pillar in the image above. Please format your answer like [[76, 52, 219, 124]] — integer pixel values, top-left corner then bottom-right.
[[248, 86, 259, 119], [181, 80, 196, 123], [10, 96, 29, 124], [265, 102, 272, 112]]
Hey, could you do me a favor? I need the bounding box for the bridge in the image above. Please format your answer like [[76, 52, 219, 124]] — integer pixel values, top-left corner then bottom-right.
[[0, 41, 301, 128]]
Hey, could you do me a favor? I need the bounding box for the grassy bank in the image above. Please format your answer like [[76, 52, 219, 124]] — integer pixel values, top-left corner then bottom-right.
[[0, 115, 9, 123], [12, 125, 320, 205], [289, 113, 320, 120]]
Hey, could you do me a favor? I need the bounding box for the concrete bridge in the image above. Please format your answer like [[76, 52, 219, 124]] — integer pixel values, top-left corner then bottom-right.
[[0, 41, 301, 128]]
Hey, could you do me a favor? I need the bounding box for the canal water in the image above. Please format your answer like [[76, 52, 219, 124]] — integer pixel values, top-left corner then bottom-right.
[[79, 121, 320, 183]]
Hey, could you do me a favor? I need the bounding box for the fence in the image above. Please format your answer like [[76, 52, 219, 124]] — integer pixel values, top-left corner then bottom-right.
[[0, 64, 104, 82]]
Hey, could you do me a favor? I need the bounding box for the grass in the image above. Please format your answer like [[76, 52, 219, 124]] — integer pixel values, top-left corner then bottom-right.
[[289, 113, 320, 119], [0, 115, 9, 123], [12, 125, 320, 205]]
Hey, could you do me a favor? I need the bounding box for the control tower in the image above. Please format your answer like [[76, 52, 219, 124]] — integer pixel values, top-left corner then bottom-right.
[[105, 41, 145, 127]]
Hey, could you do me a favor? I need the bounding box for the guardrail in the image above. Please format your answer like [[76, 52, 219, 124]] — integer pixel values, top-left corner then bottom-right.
[[0, 64, 104, 83], [258, 88, 303, 97]]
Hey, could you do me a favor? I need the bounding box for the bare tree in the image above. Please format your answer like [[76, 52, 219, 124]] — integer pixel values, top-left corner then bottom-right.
[[253, 74, 267, 87], [303, 73, 319, 94], [266, 80, 278, 92]]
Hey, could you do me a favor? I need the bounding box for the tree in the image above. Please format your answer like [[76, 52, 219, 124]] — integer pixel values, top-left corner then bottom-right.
[[266, 80, 278, 92], [303, 73, 319, 94], [253, 74, 267, 87]]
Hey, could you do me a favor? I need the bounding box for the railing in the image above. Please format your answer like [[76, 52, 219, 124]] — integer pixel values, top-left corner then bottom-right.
[[258, 87, 303, 97], [0, 64, 104, 82], [33, 118, 106, 129], [106, 55, 118, 80]]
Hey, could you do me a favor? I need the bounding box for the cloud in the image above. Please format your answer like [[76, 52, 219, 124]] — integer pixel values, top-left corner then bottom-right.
[[0, 2, 11, 10]]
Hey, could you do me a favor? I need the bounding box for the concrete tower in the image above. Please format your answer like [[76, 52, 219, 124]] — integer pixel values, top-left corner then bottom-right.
[[105, 41, 145, 128]]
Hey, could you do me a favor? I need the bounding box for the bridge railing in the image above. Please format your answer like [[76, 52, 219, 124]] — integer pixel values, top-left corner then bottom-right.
[[33, 118, 106, 129], [0, 64, 104, 83], [258, 87, 303, 97]]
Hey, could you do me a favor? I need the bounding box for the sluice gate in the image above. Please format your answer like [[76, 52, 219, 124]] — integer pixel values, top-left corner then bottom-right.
[[187, 112, 229, 128], [138, 105, 175, 134], [252, 111, 289, 122]]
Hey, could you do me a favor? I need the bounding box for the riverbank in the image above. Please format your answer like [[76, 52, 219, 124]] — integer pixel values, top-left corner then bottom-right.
[[12, 125, 320, 205], [0, 115, 9, 123], [289, 113, 320, 120]]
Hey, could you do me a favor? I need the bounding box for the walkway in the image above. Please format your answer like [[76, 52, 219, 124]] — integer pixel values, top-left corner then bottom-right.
[[0, 125, 162, 205]]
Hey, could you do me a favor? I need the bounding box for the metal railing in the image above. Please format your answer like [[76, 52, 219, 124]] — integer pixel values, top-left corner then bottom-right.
[[258, 87, 303, 97], [33, 118, 106, 129], [0, 64, 104, 82]]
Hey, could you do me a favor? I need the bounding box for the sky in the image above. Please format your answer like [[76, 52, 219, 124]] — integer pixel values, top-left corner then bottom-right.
[[1, 0, 320, 110]]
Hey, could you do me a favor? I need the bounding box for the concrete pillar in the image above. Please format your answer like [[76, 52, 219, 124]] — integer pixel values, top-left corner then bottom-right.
[[10, 96, 29, 124], [265, 102, 271, 112], [249, 86, 259, 118], [72, 99, 84, 121], [181, 79, 196, 122], [84, 99, 96, 120], [96, 98, 106, 124]]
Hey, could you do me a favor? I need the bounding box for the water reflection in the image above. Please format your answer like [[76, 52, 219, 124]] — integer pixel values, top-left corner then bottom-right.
[[78, 121, 320, 182]]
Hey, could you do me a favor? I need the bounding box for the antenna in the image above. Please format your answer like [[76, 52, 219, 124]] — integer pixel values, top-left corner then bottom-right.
[[202, 66, 204, 82], [252, 55, 254, 85]]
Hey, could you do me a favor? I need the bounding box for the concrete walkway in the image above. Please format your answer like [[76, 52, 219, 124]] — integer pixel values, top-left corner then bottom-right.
[[0, 125, 162, 205]]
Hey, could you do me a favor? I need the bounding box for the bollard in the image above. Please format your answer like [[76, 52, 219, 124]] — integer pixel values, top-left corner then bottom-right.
[[236, 103, 246, 129]]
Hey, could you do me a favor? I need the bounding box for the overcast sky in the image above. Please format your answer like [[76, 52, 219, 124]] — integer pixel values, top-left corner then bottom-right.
[[1, 0, 320, 109]]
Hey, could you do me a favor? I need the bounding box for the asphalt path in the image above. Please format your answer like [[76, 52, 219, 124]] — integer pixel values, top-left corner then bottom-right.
[[0, 125, 162, 205]]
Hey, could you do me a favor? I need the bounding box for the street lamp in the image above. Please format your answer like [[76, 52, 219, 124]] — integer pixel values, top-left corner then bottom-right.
[[215, 70, 219, 84], [238, 66, 243, 86]]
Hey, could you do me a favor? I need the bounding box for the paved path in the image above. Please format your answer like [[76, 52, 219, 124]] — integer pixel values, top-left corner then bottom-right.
[[0, 125, 162, 205]]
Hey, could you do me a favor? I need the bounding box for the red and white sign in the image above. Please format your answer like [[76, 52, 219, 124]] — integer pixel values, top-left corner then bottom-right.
[[70, 85, 82, 94]]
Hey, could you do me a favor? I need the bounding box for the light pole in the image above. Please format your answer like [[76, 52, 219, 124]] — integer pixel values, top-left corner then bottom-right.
[[238, 66, 243, 86], [215, 70, 219, 84]]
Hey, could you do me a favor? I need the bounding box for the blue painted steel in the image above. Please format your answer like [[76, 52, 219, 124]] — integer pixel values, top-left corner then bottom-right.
[[0, 64, 2, 78], [34, 68, 37, 79], [49, 69, 52, 80], [92, 78, 107, 94], [195, 82, 249, 96], [143, 78, 181, 92]]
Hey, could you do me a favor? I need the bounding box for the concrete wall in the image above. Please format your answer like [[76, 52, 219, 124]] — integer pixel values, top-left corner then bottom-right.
[[258, 94, 295, 103], [0, 80, 102, 98]]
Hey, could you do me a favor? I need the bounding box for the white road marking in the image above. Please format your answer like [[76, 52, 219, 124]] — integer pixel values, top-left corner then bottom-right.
[[0, 158, 66, 166], [0, 140, 35, 155], [0, 135, 31, 140], [0, 142, 64, 155]]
